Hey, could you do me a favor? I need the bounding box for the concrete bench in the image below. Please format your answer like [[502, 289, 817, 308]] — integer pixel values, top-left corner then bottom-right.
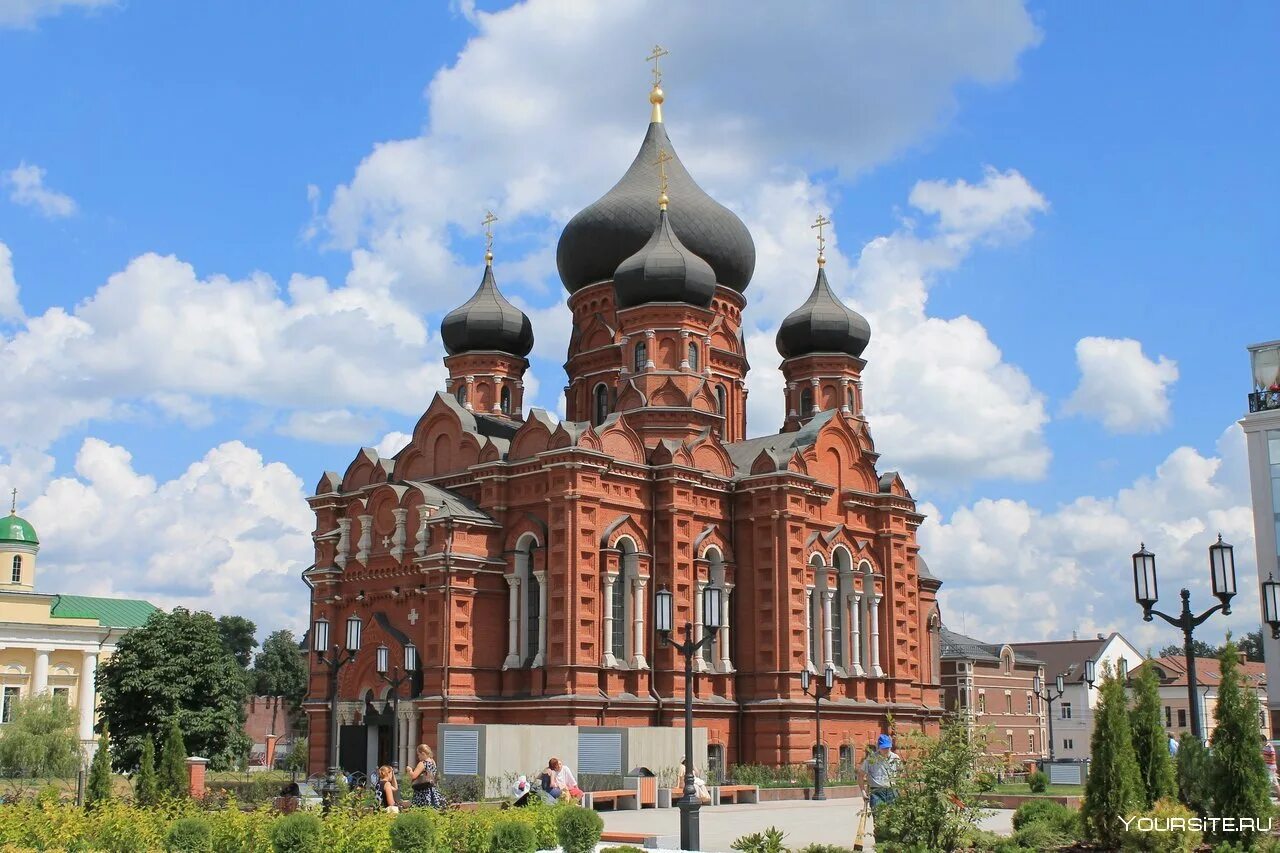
[[584, 789, 640, 810], [714, 784, 760, 805]]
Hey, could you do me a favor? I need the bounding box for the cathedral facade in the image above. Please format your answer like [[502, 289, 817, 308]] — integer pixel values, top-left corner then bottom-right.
[[303, 80, 944, 776]]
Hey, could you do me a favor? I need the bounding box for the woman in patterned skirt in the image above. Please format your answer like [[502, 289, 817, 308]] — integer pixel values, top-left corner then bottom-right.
[[408, 743, 445, 809]]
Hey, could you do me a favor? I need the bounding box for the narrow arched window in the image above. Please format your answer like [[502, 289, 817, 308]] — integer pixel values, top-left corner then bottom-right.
[[593, 384, 610, 426], [688, 342, 699, 371], [800, 387, 814, 414], [500, 385, 512, 415], [716, 385, 727, 416], [634, 341, 648, 372], [455, 385, 468, 405], [10, 556, 20, 584]]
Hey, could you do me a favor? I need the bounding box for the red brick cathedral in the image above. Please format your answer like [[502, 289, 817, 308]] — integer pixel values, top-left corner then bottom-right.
[[303, 79, 944, 776]]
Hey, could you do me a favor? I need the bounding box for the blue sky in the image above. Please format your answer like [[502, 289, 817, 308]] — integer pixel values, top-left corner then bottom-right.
[[1, 1, 1275, 644]]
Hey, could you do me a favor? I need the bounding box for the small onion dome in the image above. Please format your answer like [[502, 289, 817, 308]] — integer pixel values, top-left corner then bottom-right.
[[775, 266, 871, 359], [556, 121, 755, 294], [440, 263, 534, 357], [613, 209, 716, 309], [0, 511, 37, 546]]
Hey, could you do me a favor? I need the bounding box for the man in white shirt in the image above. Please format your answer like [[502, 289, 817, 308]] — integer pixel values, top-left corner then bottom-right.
[[859, 734, 901, 809]]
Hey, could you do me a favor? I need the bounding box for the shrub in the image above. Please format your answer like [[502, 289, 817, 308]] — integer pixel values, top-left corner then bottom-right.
[[135, 738, 160, 807], [1121, 797, 1202, 852], [798, 845, 856, 853], [1175, 733, 1212, 816], [1130, 663, 1176, 807], [1083, 665, 1143, 846], [731, 827, 788, 853], [1011, 799, 1081, 838], [1208, 638, 1272, 845], [1012, 819, 1072, 851], [270, 812, 325, 853], [1027, 770, 1047, 793], [440, 773, 483, 803], [601, 847, 647, 853], [166, 816, 213, 852], [388, 809, 437, 852], [85, 731, 114, 809], [555, 805, 604, 853], [159, 718, 189, 799], [975, 770, 998, 792], [488, 818, 536, 853]]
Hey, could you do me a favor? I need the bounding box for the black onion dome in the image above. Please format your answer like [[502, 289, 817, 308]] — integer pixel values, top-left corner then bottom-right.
[[775, 266, 871, 359], [613, 209, 716, 309], [556, 121, 755, 294], [440, 263, 534, 357]]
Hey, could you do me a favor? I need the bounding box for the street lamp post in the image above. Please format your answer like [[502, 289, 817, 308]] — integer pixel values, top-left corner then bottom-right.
[[1132, 535, 1237, 742], [656, 582, 722, 853], [376, 642, 419, 772], [1032, 673, 1070, 762], [800, 665, 835, 800], [1262, 573, 1280, 640], [313, 615, 362, 808]]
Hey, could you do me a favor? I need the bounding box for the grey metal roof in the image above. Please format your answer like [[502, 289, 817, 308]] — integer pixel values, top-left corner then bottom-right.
[[940, 627, 1044, 665], [556, 120, 755, 294], [1009, 637, 1109, 683], [776, 266, 871, 359], [916, 556, 936, 581], [723, 410, 836, 477], [613, 209, 716, 308], [402, 481, 494, 523], [440, 262, 533, 357]]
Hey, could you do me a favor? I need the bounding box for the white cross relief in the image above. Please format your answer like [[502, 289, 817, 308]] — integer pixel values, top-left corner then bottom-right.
[[407, 608, 419, 625], [381, 535, 393, 549]]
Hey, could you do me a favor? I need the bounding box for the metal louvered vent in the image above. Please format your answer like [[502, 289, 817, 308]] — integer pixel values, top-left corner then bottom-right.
[[442, 729, 479, 775], [578, 730, 622, 774]]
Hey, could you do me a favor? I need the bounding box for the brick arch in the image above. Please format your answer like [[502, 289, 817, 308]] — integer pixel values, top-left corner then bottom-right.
[[366, 484, 405, 538], [341, 448, 383, 491], [509, 415, 554, 460], [598, 419, 644, 463], [649, 377, 688, 407], [601, 515, 648, 554]]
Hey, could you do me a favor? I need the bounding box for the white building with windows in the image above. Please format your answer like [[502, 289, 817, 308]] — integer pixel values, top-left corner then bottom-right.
[[0, 502, 157, 757], [1242, 339, 1280, 736]]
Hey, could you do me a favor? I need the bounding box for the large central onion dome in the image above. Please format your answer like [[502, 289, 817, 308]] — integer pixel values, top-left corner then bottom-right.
[[613, 208, 716, 309], [556, 111, 755, 294], [776, 266, 872, 359], [440, 262, 534, 357]]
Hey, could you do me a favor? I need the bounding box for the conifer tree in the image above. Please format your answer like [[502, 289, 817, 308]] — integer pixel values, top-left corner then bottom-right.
[[1083, 664, 1143, 846], [158, 717, 189, 798], [1129, 661, 1175, 806], [134, 736, 159, 806], [1209, 637, 1271, 845], [85, 729, 113, 809]]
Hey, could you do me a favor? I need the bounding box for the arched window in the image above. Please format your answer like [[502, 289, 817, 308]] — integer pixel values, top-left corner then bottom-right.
[[516, 536, 543, 668], [593, 384, 610, 426], [703, 548, 727, 667], [634, 341, 648, 372], [808, 553, 825, 667], [687, 342, 699, 371], [831, 547, 852, 671], [800, 387, 814, 414], [716, 385, 727, 416], [611, 538, 637, 663], [455, 384, 468, 406], [500, 385, 512, 415], [839, 745, 854, 779], [10, 556, 20, 584]]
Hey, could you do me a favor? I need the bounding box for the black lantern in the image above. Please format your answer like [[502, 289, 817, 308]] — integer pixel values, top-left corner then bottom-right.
[[1264, 574, 1280, 639], [1117, 657, 1128, 681], [1032, 675, 1041, 694], [376, 645, 389, 674], [313, 618, 330, 652], [405, 643, 418, 671], [345, 616, 362, 652], [703, 585, 723, 632], [824, 664, 834, 690], [1084, 659, 1096, 688], [1133, 544, 1158, 610], [1055, 674, 1064, 694], [1209, 534, 1237, 609], [655, 585, 673, 635]]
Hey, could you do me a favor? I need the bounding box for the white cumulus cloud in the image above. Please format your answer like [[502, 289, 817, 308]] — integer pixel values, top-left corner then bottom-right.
[[1063, 336, 1179, 433], [5, 162, 77, 218], [0, 0, 112, 28], [0, 242, 23, 321]]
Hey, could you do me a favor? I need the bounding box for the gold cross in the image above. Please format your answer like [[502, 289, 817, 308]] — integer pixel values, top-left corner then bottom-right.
[[9, 488, 15, 513], [811, 213, 832, 261], [654, 148, 673, 204], [646, 44, 669, 88], [482, 210, 498, 258]]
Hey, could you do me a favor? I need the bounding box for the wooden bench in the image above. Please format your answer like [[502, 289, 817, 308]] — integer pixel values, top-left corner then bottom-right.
[[583, 789, 640, 810], [601, 831, 653, 845], [714, 784, 760, 805]]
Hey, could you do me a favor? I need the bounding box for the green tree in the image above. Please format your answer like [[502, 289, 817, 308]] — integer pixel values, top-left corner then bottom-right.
[[1175, 733, 1212, 816], [1237, 629, 1265, 663], [97, 607, 251, 771], [217, 615, 259, 669], [85, 729, 113, 809], [134, 737, 159, 806], [1158, 639, 1220, 659], [158, 716, 189, 798], [252, 629, 308, 733], [1208, 637, 1271, 845], [1083, 664, 1143, 846], [1129, 662, 1176, 806], [0, 694, 81, 778]]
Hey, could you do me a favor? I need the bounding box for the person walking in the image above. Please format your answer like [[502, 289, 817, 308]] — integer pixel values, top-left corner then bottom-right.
[[1168, 735, 1179, 758], [859, 734, 901, 810], [408, 743, 445, 809], [1263, 740, 1280, 799]]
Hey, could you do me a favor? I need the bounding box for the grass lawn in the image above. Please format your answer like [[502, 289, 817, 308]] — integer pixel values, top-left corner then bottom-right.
[[991, 781, 1085, 796]]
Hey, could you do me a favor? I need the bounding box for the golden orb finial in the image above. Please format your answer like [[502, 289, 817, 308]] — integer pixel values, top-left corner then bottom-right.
[[811, 213, 832, 267], [482, 210, 498, 264], [654, 148, 673, 211], [646, 44, 669, 123]]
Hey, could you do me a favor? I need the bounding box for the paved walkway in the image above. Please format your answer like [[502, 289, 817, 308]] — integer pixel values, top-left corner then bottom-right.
[[598, 797, 1014, 851]]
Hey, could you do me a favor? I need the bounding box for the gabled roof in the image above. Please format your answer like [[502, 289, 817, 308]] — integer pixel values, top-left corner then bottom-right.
[[723, 410, 836, 477], [51, 594, 157, 628], [940, 627, 1043, 665], [1136, 655, 1267, 690], [1009, 636, 1111, 684]]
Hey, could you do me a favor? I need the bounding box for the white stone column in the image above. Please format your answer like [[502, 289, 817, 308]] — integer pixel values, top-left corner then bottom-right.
[[849, 593, 864, 677], [602, 573, 618, 667], [619, 336, 631, 376], [464, 376, 475, 411], [841, 380, 852, 414], [644, 331, 656, 369], [719, 584, 733, 672], [356, 514, 372, 564], [869, 593, 884, 677], [822, 589, 835, 672], [680, 331, 691, 369], [78, 651, 97, 742], [336, 519, 350, 569], [694, 581, 708, 672], [33, 648, 50, 695], [503, 575, 521, 670], [809, 378, 821, 414], [804, 584, 816, 670], [703, 336, 713, 376], [786, 382, 797, 418], [415, 506, 431, 558], [533, 570, 547, 668], [390, 508, 408, 562], [854, 379, 864, 418], [631, 577, 648, 669]]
